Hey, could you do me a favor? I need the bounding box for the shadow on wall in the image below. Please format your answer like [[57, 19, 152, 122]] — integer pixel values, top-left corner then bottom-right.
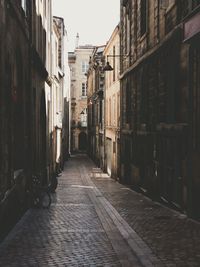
[[0, 0, 49, 240]]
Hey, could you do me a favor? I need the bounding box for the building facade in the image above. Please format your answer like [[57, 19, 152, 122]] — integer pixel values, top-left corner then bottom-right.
[[0, 0, 70, 235], [120, 0, 200, 219], [68, 45, 94, 153], [51, 16, 70, 176], [0, 0, 31, 235], [104, 26, 120, 179], [181, 0, 200, 218], [87, 46, 105, 168], [30, 0, 53, 188]]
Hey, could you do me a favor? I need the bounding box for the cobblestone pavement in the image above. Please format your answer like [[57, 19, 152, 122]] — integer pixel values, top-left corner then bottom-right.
[[0, 154, 143, 267], [1, 154, 200, 266], [90, 164, 200, 266]]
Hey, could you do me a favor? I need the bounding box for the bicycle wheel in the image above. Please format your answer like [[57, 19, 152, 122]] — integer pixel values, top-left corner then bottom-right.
[[33, 196, 40, 208], [28, 190, 40, 208], [40, 191, 51, 208]]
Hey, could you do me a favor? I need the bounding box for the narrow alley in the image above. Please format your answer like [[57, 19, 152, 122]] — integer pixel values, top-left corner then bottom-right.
[[0, 155, 200, 267], [2, 0, 200, 266]]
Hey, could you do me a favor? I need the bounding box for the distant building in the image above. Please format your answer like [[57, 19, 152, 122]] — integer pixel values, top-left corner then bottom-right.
[[52, 16, 70, 174], [87, 46, 106, 168], [68, 45, 94, 153], [104, 25, 120, 179]]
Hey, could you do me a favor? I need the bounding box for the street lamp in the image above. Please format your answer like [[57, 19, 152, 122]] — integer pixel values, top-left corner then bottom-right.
[[103, 54, 134, 71], [103, 61, 114, 71]]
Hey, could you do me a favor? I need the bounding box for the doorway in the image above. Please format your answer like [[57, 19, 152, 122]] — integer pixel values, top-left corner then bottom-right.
[[79, 132, 87, 151]]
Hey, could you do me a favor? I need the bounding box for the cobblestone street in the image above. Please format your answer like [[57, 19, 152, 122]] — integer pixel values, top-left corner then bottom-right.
[[0, 154, 200, 266]]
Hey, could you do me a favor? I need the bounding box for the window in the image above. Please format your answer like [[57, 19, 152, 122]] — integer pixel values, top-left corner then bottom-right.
[[82, 82, 87, 96], [113, 142, 116, 153], [126, 12, 130, 53], [82, 62, 89, 73], [99, 100, 103, 124], [55, 41, 58, 67], [181, 0, 190, 17], [160, 0, 169, 9], [109, 98, 111, 125], [81, 108, 87, 124], [113, 95, 116, 125], [113, 46, 116, 82], [117, 92, 120, 127], [106, 100, 109, 125], [21, 0, 27, 14], [126, 82, 131, 123], [122, 0, 128, 6], [44, 0, 47, 17], [140, 0, 147, 36]]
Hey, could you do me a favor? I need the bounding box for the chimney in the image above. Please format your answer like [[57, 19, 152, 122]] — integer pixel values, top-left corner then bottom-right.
[[75, 33, 79, 48]]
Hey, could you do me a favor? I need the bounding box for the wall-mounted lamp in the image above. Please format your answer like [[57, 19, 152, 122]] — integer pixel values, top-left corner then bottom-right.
[[103, 61, 114, 71], [103, 54, 134, 71]]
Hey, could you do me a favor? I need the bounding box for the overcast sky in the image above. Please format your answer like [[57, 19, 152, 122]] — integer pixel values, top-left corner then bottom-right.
[[52, 0, 120, 52]]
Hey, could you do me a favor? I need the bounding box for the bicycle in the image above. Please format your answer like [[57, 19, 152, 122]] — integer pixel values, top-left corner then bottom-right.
[[28, 175, 51, 209]]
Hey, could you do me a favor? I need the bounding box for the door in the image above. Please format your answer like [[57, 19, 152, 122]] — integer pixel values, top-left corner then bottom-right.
[[79, 132, 87, 151]]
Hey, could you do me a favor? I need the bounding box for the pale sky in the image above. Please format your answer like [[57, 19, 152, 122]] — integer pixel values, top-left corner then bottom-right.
[[52, 0, 120, 52]]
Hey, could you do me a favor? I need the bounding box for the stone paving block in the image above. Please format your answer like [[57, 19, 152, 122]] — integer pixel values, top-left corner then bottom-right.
[[90, 157, 200, 266], [0, 157, 122, 267], [3, 154, 200, 266]]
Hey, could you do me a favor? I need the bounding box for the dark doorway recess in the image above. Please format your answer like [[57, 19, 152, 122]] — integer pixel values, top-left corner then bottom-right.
[[79, 132, 87, 151]]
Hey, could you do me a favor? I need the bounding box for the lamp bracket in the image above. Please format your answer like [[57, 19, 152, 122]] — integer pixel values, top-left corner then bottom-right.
[[106, 54, 134, 59]]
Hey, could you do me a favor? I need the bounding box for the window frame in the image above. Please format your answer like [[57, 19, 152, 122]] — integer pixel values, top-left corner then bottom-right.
[[140, 0, 148, 37], [81, 82, 87, 97], [81, 61, 89, 74]]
